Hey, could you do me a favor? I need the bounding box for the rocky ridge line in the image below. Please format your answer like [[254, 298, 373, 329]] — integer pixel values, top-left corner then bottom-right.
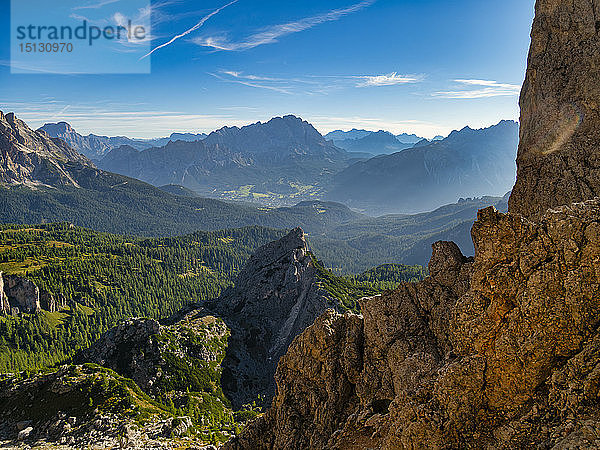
[[0, 111, 94, 188]]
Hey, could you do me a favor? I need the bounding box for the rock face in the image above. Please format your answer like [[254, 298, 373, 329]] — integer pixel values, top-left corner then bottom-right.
[[0, 111, 93, 188], [212, 227, 338, 408], [76, 318, 162, 391], [0, 273, 41, 315], [226, 2, 600, 448], [509, 0, 600, 218], [227, 202, 600, 449], [0, 272, 69, 315]]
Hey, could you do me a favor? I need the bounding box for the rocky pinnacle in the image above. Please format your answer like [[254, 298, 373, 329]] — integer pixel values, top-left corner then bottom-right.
[[509, 0, 600, 217]]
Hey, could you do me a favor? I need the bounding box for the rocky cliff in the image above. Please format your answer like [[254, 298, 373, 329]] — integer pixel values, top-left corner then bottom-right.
[[509, 0, 600, 218], [0, 111, 93, 188], [227, 203, 600, 450], [226, 1, 600, 448], [211, 227, 338, 409], [0, 272, 67, 315]]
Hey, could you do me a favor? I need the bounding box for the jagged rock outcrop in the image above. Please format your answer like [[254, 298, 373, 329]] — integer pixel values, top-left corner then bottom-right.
[[211, 227, 338, 408], [75, 311, 229, 396], [0, 364, 212, 449], [0, 273, 41, 315], [0, 273, 69, 315], [225, 241, 474, 449], [226, 1, 600, 448], [75, 318, 162, 391], [39, 291, 68, 313], [0, 111, 93, 188], [509, 0, 600, 218]]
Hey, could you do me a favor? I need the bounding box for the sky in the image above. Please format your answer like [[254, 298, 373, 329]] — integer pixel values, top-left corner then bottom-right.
[[0, 0, 536, 139]]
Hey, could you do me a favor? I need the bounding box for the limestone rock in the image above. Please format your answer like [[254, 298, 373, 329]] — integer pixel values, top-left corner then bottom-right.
[[1, 273, 41, 314], [210, 227, 338, 408], [227, 201, 600, 449], [75, 312, 229, 395], [16, 427, 32, 441], [509, 0, 600, 217], [0, 111, 93, 188], [39, 291, 67, 313], [75, 318, 162, 391]]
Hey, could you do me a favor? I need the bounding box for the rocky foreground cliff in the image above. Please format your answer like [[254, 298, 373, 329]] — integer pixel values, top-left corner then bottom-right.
[[226, 1, 600, 448], [509, 0, 600, 218]]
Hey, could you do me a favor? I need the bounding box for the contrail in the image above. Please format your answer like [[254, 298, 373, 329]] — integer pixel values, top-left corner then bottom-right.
[[141, 0, 239, 59]]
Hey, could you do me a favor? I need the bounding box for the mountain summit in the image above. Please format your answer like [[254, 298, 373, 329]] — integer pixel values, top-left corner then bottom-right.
[[0, 111, 92, 188], [97, 115, 353, 206], [210, 227, 338, 408]]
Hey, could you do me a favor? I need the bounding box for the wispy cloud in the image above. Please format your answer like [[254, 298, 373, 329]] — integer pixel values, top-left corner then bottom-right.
[[194, 0, 375, 51], [73, 0, 120, 11], [434, 79, 521, 99], [210, 71, 293, 94], [141, 0, 239, 59], [212, 70, 422, 95], [357, 72, 421, 87], [1, 101, 254, 138]]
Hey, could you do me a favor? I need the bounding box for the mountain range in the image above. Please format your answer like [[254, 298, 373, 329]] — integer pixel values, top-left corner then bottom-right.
[[324, 128, 444, 156], [329, 130, 414, 155], [38, 121, 206, 160], [327, 120, 519, 214], [0, 110, 515, 270], [96, 115, 356, 206], [39, 116, 517, 214]]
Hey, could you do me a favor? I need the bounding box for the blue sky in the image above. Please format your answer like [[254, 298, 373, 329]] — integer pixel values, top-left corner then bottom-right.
[[0, 0, 535, 138]]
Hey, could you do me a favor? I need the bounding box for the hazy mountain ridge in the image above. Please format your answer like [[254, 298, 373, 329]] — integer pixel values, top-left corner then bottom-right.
[[39, 121, 207, 160], [332, 130, 414, 155], [326, 120, 519, 214], [38, 115, 517, 212], [326, 129, 427, 156]]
